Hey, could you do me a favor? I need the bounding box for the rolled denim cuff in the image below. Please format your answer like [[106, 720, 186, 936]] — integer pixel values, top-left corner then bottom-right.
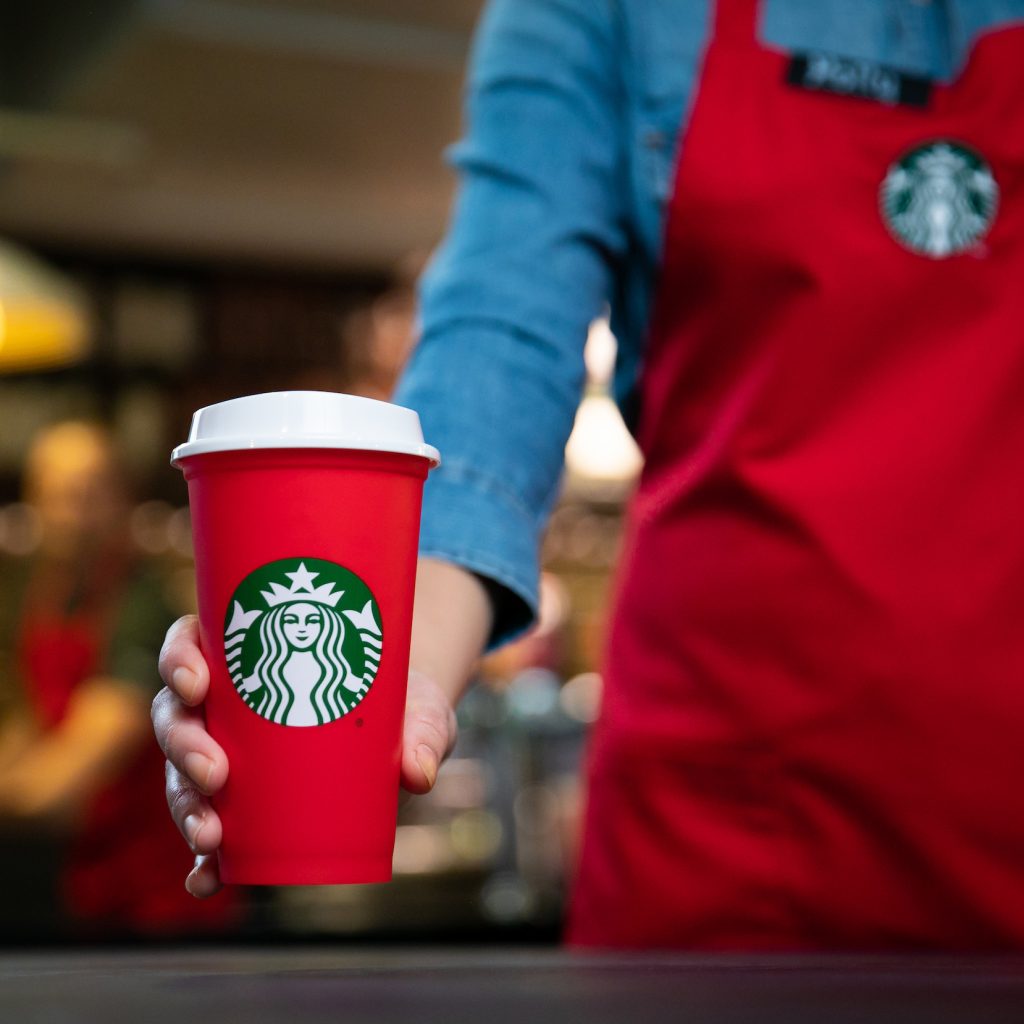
[[417, 458, 539, 649]]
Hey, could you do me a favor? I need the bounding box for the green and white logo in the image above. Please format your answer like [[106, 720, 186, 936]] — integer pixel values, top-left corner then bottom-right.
[[224, 557, 382, 727], [880, 140, 997, 259]]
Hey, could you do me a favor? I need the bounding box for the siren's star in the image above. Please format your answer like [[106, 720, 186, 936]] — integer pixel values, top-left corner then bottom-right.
[[226, 600, 261, 636], [285, 562, 320, 593]]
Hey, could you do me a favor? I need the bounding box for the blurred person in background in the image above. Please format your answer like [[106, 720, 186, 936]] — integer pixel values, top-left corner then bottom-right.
[[0, 422, 235, 936], [157, 0, 1024, 949]]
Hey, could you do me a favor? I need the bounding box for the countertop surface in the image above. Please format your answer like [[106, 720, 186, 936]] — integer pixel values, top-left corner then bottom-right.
[[3, 946, 1024, 1023]]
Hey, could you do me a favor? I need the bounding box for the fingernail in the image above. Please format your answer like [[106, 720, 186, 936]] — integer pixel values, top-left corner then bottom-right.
[[172, 666, 198, 701], [183, 752, 214, 792], [184, 813, 204, 850], [415, 745, 438, 789]]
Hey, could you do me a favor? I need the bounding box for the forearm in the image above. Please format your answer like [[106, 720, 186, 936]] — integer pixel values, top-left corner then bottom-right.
[[0, 678, 149, 823], [409, 556, 493, 707], [0, 714, 37, 773]]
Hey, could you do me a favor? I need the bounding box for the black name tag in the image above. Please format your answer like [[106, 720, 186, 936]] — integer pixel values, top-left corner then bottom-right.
[[787, 51, 932, 108]]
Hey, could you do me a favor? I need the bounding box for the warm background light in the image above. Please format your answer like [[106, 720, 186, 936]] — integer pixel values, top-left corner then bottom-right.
[[0, 242, 91, 373], [564, 318, 643, 486]]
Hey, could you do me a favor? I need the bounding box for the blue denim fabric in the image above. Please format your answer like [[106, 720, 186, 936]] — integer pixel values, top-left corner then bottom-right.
[[393, 0, 1024, 645]]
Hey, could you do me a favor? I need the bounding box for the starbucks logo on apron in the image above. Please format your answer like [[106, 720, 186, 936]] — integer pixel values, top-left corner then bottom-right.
[[880, 140, 998, 258], [223, 557, 382, 727]]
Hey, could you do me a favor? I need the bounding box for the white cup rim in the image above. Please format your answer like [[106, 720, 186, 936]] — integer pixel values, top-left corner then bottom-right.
[[171, 391, 440, 468]]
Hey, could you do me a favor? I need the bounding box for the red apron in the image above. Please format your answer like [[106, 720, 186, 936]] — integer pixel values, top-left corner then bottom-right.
[[568, 0, 1024, 948]]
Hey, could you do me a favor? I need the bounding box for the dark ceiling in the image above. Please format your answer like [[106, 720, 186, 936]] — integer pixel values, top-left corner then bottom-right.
[[0, 0, 483, 270]]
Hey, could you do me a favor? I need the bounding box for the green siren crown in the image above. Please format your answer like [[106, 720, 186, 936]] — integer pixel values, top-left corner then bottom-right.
[[260, 561, 344, 608]]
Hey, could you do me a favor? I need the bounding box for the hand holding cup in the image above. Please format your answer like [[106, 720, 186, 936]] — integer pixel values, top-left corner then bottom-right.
[[154, 615, 457, 896]]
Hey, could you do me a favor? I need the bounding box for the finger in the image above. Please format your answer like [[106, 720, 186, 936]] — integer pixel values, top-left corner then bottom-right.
[[152, 687, 229, 796], [166, 761, 223, 855], [400, 674, 457, 795], [185, 853, 222, 899], [158, 615, 210, 707]]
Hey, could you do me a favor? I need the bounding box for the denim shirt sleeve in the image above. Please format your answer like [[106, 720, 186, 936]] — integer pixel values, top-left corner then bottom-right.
[[393, 0, 629, 646]]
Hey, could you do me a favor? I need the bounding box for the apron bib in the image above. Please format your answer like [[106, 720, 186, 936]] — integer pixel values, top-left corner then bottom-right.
[[568, 0, 1024, 948]]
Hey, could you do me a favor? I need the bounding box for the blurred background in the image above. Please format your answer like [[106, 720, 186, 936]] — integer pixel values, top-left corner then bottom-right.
[[0, 0, 641, 944]]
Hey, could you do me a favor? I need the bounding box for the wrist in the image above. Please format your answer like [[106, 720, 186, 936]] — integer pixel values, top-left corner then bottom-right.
[[409, 557, 492, 706]]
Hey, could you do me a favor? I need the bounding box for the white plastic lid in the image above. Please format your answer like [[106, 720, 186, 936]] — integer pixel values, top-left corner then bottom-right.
[[171, 391, 440, 467]]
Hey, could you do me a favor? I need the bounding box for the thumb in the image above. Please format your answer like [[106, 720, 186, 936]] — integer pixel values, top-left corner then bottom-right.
[[400, 670, 457, 794]]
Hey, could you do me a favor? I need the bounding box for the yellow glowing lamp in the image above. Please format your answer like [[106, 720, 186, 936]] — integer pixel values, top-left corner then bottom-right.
[[0, 243, 90, 373]]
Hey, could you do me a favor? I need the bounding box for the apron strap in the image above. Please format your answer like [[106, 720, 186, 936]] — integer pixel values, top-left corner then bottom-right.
[[714, 0, 761, 46]]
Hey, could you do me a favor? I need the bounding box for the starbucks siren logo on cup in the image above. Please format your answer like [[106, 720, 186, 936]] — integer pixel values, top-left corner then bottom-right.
[[224, 556, 382, 727]]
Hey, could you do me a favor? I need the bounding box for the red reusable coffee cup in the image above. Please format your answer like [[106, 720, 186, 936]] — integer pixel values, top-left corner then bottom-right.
[[171, 391, 439, 885]]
